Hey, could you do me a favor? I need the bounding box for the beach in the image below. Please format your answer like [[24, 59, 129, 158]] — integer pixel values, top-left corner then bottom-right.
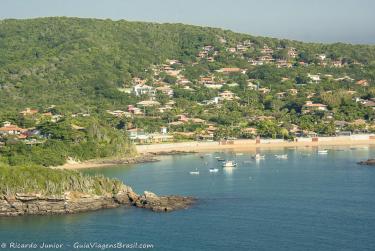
[[137, 135, 375, 154], [55, 135, 375, 169]]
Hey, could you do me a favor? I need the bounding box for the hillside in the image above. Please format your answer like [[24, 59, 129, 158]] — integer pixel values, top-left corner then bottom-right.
[[0, 17, 374, 167], [0, 17, 374, 113]]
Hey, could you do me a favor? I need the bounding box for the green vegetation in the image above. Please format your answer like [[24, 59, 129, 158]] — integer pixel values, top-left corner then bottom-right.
[[0, 17, 374, 168], [0, 163, 123, 196]]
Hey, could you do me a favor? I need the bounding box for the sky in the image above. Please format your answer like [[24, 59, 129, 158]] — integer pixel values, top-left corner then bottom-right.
[[1, 0, 375, 44]]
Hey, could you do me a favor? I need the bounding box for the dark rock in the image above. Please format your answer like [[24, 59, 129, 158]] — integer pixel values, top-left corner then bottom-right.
[[0, 185, 195, 216], [358, 159, 375, 165]]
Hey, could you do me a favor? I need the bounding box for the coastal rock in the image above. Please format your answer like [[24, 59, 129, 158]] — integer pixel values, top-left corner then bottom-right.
[[357, 159, 375, 166], [0, 185, 195, 216], [133, 191, 196, 212]]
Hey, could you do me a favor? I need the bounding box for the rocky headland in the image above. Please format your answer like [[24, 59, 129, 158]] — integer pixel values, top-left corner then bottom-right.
[[0, 185, 195, 217]]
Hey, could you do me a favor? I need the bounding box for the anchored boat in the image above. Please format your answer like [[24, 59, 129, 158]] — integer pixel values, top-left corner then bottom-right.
[[222, 160, 237, 168]]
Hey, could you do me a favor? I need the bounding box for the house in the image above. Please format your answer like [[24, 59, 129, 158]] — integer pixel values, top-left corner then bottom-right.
[[177, 114, 189, 123], [127, 105, 144, 115], [0, 122, 25, 135], [356, 79, 369, 87], [107, 110, 132, 118], [219, 91, 238, 101], [247, 82, 258, 90], [177, 78, 191, 85], [227, 48, 236, 53], [288, 89, 298, 95], [156, 86, 174, 97], [287, 48, 298, 58], [20, 108, 38, 116], [258, 88, 270, 94], [260, 45, 274, 54], [132, 77, 147, 85], [248, 59, 263, 66], [303, 101, 328, 113], [258, 55, 274, 63], [137, 100, 160, 107], [200, 76, 215, 85], [362, 100, 375, 110], [133, 84, 156, 96], [149, 133, 174, 143], [317, 54, 326, 61], [307, 74, 321, 83], [191, 118, 206, 124], [334, 76, 354, 82], [276, 59, 292, 68], [127, 128, 150, 144], [217, 68, 246, 74]]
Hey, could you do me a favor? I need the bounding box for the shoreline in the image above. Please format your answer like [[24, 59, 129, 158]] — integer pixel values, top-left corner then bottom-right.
[[55, 136, 375, 170], [137, 137, 375, 154]]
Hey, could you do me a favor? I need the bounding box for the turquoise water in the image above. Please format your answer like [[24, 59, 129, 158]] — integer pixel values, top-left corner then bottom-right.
[[1, 146, 375, 251]]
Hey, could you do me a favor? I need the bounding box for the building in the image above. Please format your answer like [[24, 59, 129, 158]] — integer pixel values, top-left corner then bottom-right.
[[217, 68, 246, 74], [0, 122, 26, 135], [137, 100, 160, 107], [133, 84, 156, 96], [219, 91, 238, 101], [302, 101, 328, 113], [156, 86, 174, 97], [308, 74, 321, 83], [356, 79, 369, 87], [20, 108, 38, 116]]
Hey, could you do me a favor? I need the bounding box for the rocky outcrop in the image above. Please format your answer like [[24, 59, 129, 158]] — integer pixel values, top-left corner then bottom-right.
[[357, 159, 375, 166], [0, 185, 195, 217]]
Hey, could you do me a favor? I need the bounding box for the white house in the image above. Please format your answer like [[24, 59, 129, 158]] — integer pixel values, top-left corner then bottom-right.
[[133, 84, 156, 96]]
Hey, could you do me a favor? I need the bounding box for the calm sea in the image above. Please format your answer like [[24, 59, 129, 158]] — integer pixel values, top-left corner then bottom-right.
[[1, 146, 375, 251]]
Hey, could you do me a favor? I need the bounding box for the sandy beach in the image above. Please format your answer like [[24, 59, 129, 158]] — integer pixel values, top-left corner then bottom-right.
[[54, 135, 374, 169], [137, 135, 375, 154]]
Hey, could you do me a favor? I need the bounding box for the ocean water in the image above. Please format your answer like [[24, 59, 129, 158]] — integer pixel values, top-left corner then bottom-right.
[[1, 146, 375, 251]]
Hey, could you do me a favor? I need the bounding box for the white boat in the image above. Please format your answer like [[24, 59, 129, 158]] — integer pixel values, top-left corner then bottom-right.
[[189, 169, 200, 175], [318, 150, 328, 154], [209, 168, 219, 173], [222, 160, 237, 168], [252, 154, 265, 160], [275, 154, 288, 159]]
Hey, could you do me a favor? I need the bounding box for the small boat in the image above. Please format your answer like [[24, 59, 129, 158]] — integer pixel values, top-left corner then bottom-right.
[[222, 160, 237, 168], [318, 150, 328, 154], [252, 154, 265, 160], [235, 153, 244, 156], [209, 168, 219, 173], [217, 157, 225, 162], [189, 169, 200, 175], [275, 154, 288, 159]]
